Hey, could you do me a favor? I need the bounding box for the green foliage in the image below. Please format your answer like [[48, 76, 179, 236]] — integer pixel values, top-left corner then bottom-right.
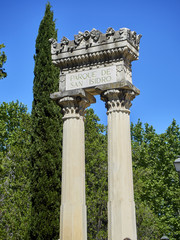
[[84, 113, 180, 240], [131, 119, 180, 240], [134, 167, 162, 239], [0, 44, 7, 80], [30, 3, 62, 240], [0, 101, 31, 239], [0, 95, 179, 240], [0, 101, 28, 167], [85, 116, 180, 239], [85, 109, 108, 240]]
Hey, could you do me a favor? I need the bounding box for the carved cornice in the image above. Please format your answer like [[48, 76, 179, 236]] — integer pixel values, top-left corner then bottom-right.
[[101, 89, 137, 114], [49, 27, 142, 71], [95, 80, 140, 96], [51, 47, 135, 71]]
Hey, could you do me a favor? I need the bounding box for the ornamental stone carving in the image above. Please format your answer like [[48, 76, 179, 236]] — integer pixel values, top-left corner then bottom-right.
[[106, 27, 115, 36], [119, 28, 142, 49], [49, 27, 141, 97], [101, 89, 136, 114], [90, 28, 101, 42], [49, 38, 58, 55], [59, 74, 66, 91], [61, 36, 69, 46], [49, 27, 142, 71], [74, 32, 84, 45], [58, 96, 90, 119], [50, 89, 96, 119], [74, 29, 102, 46], [116, 64, 132, 83]]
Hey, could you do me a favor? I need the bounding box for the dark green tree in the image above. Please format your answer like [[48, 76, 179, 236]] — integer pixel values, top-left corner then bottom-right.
[[0, 44, 7, 79], [30, 3, 62, 240], [85, 109, 108, 240], [0, 101, 31, 239]]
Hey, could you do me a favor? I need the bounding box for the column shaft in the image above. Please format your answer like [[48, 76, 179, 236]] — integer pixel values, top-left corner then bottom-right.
[[102, 89, 137, 240], [59, 96, 89, 240]]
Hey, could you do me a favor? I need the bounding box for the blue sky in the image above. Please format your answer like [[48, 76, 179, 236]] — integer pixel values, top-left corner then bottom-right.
[[1, 0, 180, 133]]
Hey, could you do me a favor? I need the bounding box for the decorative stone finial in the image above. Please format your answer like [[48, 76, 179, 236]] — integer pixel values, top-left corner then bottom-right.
[[61, 37, 69, 45], [106, 27, 115, 36], [90, 28, 101, 42]]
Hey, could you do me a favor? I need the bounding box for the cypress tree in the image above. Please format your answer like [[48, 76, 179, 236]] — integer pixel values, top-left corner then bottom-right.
[[30, 3, 62, 239]]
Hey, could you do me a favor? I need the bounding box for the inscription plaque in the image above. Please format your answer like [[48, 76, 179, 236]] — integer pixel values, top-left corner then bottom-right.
[[66, 66, 116, 91]]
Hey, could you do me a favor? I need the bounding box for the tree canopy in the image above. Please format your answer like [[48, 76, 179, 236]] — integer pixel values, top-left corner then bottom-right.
[[0, 101, 31, 239], [131, 120, 180, 240], [0, 100, 179, 239], [0, 44, 7, 80]]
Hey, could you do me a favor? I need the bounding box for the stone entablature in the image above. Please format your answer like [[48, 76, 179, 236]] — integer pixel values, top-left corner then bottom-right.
[[49, 28, 141, 96]]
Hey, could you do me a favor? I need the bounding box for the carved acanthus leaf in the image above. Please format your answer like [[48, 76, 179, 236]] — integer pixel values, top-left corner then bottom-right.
[[101, 89, 136, 113], [58, 96, 90, 119]]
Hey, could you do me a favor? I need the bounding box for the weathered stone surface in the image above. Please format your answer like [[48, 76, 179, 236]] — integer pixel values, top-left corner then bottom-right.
[[96, 79, 140, 95], [59, 94, 93, 240], [50, 27, 141, 240], [58, 63, 135, 93], [101, 89, 137, 240], [49, 27, 141, 71], [50, 88, 96, 107], [49, 28, 142, 94], [66, 65, 116, 91]]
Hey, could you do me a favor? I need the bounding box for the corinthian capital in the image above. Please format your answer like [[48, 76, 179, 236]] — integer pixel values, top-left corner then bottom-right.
[[58, 95, 90, 119], [50, 89, 96, 120], [101, 89, 136, 114]]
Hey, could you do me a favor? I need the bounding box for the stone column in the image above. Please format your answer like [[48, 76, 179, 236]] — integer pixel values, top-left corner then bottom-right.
[[57, 94, 91, 240], [101, 89, 137, 240]]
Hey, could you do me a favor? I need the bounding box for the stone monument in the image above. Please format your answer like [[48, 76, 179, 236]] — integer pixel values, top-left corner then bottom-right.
[[50, 27, 141, 240]]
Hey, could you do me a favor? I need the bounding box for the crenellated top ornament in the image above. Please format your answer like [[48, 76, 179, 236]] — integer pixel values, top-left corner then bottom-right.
[[49, 27, 142, 71], [106, 27, 115, 36], [73, 29, 102, 45]]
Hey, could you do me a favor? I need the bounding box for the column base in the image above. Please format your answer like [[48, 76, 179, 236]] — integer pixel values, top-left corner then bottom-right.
[[108, 200, 137, 240], [60, 204, 87, 240]]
